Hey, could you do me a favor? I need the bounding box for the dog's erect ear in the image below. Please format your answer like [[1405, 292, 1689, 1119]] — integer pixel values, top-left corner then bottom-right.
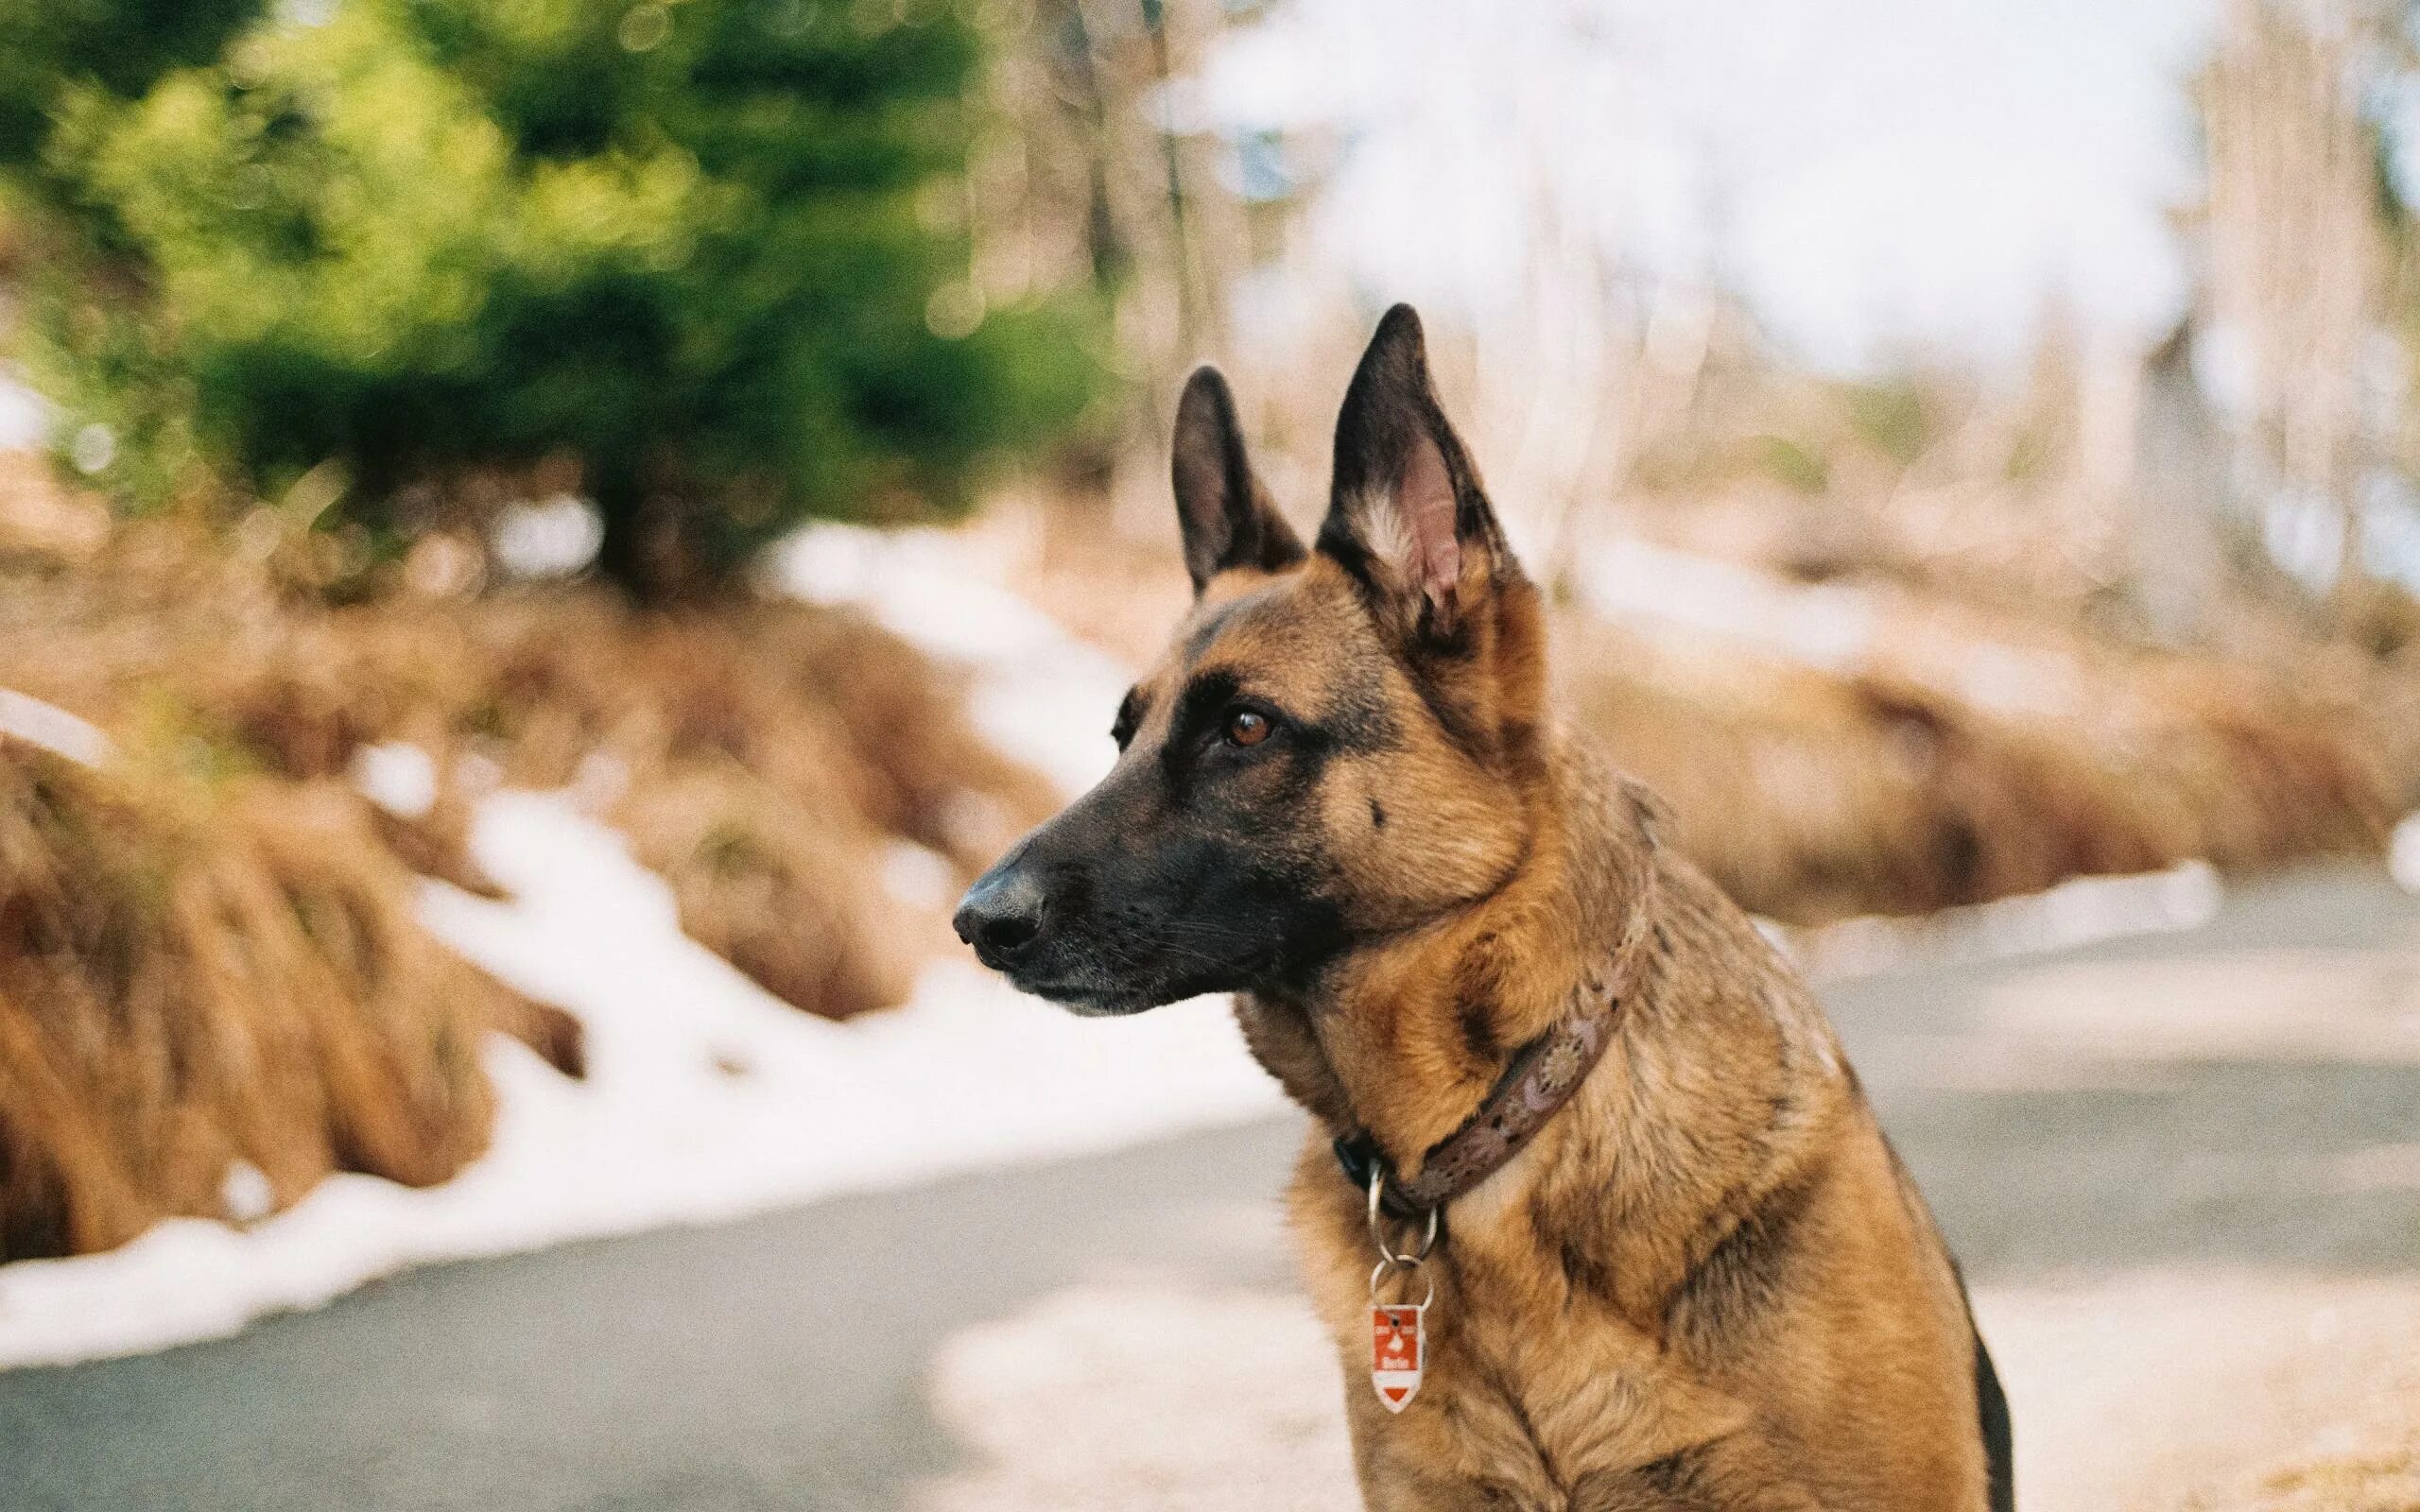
[[1318, 304, 1516, 642], [1171, 367, 1305, 594]]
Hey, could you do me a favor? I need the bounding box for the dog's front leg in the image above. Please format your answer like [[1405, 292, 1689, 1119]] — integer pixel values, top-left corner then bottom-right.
[[1566, 1447, 1830, 1512], [1354, 1444, 1525, 1512], [1344, 1384, 1558, 1511]]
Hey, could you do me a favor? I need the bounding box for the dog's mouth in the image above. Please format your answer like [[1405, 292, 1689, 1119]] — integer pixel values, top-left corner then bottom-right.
[[991, 932, 1245, 1016], [980, 909, 1315, 1016], [1037, 988, 1158, 1018], [962, 930, 1161, 1013], [1002, 968, 1163, 1017], [957, 846, 1316, 1014]]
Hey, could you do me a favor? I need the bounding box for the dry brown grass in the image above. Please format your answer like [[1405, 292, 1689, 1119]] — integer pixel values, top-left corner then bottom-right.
[[0, 452, 109, 564], [612, 764, 912, 1022], [0, 511, 1053, 1257], [1561, 615, 2400, 924], [0, 523, 1057, 1021], [0, 744, 562, 1260], [4, 496, 2403, 1262], [199, 596, 1055, 1017], [2198, 1443, 2420, 1512], [995, 514, 2411, 925]]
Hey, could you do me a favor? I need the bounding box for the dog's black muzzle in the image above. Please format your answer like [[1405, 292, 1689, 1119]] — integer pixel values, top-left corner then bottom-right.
[[952, 851, 1050, 972]]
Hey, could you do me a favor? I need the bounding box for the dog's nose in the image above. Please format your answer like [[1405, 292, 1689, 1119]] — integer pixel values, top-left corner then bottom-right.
[[953, 866, 1048, 968]]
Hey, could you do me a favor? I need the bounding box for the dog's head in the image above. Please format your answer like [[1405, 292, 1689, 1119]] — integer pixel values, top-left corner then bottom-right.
[[954, 305, 1549, 1014]]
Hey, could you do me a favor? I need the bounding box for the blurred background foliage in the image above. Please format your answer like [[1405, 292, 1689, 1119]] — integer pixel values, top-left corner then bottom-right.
[[1, 0, 1106, 598], [0, 12, 2417, 1500], [0, 0, 2418, 1277]]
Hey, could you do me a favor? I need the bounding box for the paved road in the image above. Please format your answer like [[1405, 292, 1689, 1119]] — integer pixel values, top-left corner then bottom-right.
[[2, 870, 2415, 1512]]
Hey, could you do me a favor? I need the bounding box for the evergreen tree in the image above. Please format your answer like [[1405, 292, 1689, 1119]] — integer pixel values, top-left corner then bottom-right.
[[8, 0, 1102, 598]]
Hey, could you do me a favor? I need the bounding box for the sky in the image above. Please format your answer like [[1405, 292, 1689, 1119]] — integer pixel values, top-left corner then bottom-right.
[[1198, 0, 2220, 373]]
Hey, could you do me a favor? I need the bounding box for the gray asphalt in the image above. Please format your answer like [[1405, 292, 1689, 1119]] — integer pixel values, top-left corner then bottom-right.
[[1, 869, 2414, 1512]]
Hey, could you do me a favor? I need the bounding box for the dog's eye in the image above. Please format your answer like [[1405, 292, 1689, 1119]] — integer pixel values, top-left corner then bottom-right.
[[1225, 710, 1271, 747]]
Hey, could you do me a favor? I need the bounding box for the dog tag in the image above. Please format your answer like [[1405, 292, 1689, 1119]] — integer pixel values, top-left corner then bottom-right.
[[1371, 1303, 1426, 1412]]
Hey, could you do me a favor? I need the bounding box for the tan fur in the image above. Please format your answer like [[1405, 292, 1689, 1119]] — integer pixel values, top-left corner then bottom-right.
[[1149, 552, 1993, 1509], [1022, 317, 1998, 1508]]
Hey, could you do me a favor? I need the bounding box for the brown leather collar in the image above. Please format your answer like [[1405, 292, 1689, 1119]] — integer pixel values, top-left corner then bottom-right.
[[1334, 858, 1659, 1222]]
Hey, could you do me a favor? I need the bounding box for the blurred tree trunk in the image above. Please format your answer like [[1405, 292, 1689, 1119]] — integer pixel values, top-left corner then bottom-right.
[[2133, 322, 2229, 643], [981, 0, 1288, 549], [593, 475, 717, 607], [2200, 0, 2389, 610]]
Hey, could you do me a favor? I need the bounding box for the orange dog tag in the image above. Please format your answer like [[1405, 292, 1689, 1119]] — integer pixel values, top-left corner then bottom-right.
[[1371, 1303, 1425, 1412]]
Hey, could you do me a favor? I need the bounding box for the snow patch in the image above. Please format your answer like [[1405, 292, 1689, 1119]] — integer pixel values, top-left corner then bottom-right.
[[1577, 538, 1877, 671], [771, 524, 1129, 796], [0, 372, 51, 453], [0, 688, 112, 766], [1788, 860, 2224, 982], [351, 741, 438, 819], [0, 530, 1281, 1370], [1574, 539, 2080, 718], [491, 495, 604, 580], [2392, 812, 2420, 895], [0, 790, 1286, 1369]]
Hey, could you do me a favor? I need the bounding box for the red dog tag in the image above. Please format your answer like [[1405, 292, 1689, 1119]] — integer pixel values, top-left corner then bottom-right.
[[1371, 1303, 1425, 1412]]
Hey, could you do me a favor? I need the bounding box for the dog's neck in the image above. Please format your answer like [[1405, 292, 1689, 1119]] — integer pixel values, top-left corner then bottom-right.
[[1235, 734, 1658, 1177]]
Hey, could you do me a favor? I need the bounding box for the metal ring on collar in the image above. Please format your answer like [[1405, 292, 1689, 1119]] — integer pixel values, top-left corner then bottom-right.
[[1366, 1169, 1440, 1264], [1369, 1257, 1437, 1310]]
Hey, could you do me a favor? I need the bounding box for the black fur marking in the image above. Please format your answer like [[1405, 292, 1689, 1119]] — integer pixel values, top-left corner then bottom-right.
[[1318, 673, 1404, 756], [1457, 995, 1499, 1065], [1554, 1223, 1614, 1301], [1312, 519, 1377, 595], [1253, 893, 1355, 996], [1182, 595, 1250, 662], [1667, 1164, 1822, 1357], [1318, 305, 1511, 655], [1165, 668, 1245, 758], [1171, 366, 1305, 592], [1407, 674, 1497, 769], [1634, 1446, 1708, 1499], [1324, 306, 1486, 557], [1948, 1258, 2016, 1512], [1369, 798, 1386, 827], [1976, 1321, 2015, 1512], [1255, 739, 1342, 831]]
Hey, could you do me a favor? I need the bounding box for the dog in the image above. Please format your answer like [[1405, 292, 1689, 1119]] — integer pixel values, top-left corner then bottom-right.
[[955, 305, 2014, 1511]]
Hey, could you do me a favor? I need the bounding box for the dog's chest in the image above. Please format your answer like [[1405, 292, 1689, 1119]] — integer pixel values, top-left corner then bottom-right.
[[1418, 1294, 1754, 1494]]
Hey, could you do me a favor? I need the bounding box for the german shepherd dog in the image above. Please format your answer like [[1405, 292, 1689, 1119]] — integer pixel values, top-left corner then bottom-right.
[[956, 306, 2014, 1511]]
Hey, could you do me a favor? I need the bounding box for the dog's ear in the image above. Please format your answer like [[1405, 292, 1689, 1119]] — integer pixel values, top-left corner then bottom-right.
[[1171, 366, 1305, 594], [1318, 304, 1518, 643]]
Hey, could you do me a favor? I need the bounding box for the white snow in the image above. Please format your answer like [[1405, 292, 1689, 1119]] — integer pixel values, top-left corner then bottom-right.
[[0, 372, 51, 453], [2393, 811, 2420, 895], [350, 741, 438, 819], [0, 527, 1285, 1369], [0, 688, 113, 766], [771, 524, 1129, 796], [0, 789, 1287, 1368], [491, 494, 605, 580], [1577, 537, 1879, 672], [0, 519, 2398, 1369], [1785, 860, 2225, 982]]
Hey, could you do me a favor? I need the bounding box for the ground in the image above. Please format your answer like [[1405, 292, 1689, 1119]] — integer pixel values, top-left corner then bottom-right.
[[0, 868, 2413, 1511]]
